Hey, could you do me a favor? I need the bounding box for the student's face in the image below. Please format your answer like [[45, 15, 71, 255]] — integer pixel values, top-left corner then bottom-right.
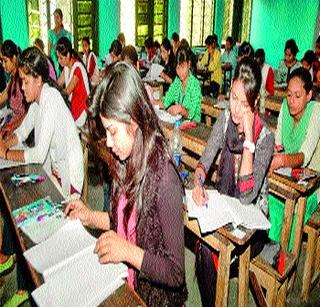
[[230, 79, 254, 132], [225, 41, 231, 52], [287, 77, 312, 120], [82, 41, 90, 54], [54, 12, 62, 28], [285, 48, 295, 65], [19, 69, 42, 103], [302, 60, 311, 70], [56, 51, 69, 67], [1, 55, 17, 74], [160, 46, 169, 62], [176, 61, 190, 82], [100, 115, 138, 161]]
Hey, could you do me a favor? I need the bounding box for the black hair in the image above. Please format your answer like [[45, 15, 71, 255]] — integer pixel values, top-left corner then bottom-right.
[[254, 48, 265, 65], [234, 57, 262, 109], [226, 36, 233, 46], [121, 45, 138, 66], [109, 39, 122, 56], [176, 45, 191, 65], [238, 41, 254, 59], [144, 37, 154, 49], [205, 35, 216, 46], [56, 36, 84, 63], [1, 40, 21, 59], [285, 39, 299, 56], [171, 32, 180, 42], [316, 35, 320, 45], [302, 50, 315, 66], [82, 36, 90, 45], [54, 8, 63, 19], [288, 67, 313, 93], [18, 46, 68, 102]]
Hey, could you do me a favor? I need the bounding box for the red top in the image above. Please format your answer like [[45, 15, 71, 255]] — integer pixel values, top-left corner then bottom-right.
[[265, 67, 274, 96], [88, 54, 96, 78], [70, 59, 88, 120]]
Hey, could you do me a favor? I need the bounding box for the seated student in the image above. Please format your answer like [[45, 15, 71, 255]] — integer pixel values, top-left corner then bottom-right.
[[82, 36, 99, 81], [56, 36, 90, 128], [159, 38, 176, 86], [255, 48, 275, 96], [171, 32, 180, 56], [104, 39, 122, 67], [154, 45, 202, 122], [269, 67, 320, 251], [0, 40, 27, 138], [301, 50, 315, 79], [144, 37, 161, 68], [0, 47, 84, 306], [192, 58, 274, 307], [198, 35, 222, 98], [34, 37, 56, 81], [237, 41, 254, 62], [221, 36, 237, 79], [276, 38, 301, 84], [313, 35, 320, 84], [180, 38, 197, 74], [65, 62, 187, 307]]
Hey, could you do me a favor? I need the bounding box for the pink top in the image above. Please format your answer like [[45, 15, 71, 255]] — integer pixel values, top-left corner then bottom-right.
[[48, 59, 56, 81], [117, 194, 137, 289]]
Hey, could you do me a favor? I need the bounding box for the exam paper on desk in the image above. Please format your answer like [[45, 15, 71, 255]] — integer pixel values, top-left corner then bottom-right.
[[185, 189, 270, 234]]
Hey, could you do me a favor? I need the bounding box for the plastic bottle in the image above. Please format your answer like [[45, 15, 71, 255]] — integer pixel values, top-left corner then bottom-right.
[[170, 119, 182, 168]]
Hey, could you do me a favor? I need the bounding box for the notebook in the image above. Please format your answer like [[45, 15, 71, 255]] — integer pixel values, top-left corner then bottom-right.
[[24, 220, 128, 307]]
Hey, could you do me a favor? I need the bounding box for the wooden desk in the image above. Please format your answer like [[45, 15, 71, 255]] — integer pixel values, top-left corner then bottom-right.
[[185, 210, 255, 307], [265, 95, 283, 113], [201, 96, 223, 126], [268, 171, 320, 256], [0, 164, 145, 306], [274, 87, 287, 98]]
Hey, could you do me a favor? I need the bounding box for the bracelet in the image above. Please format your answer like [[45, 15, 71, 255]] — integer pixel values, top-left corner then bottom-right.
[[5, 148, 9, 160]]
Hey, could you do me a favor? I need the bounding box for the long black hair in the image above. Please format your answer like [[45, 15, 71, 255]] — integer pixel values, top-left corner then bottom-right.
[[18, 47, 68, 102]]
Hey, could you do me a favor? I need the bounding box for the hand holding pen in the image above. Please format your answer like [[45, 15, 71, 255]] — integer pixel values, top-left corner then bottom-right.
[[192, 167, 208, 207], [198, 175, 208, 208]]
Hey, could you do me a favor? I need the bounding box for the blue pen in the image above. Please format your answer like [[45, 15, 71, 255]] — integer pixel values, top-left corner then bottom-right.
[[198, 175, 208, 208]]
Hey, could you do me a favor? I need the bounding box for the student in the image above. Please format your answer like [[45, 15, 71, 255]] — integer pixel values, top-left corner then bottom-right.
[[159, 38, 176, 92], [144, 37, 161, 68], [154, 45, 202, 122], [313, 35, 320, 84], [0, 40, 26, 137], [0, 46, 84, 306], [276, 38, 301, 84], [171, 32, 180, 56], [117, 32, 126, 48], [82, 36, 99, 81], [192, 58, 274, 307], [255, 48, 274, 96], [34, 37, 56, 81], [48, 8, 72, 78], [237, 41, 254, 62], [65, 62, 187, 307], [104, 39, 122, 67], [301, 50, 315, 79], [221, 36, 237, 78], [269, 67, 320, 250], [198, 35, 222, 98], [56, 36, 90, 128]]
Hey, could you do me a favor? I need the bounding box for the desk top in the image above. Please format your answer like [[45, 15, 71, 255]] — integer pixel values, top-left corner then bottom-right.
[[0, 164, 145, 306]]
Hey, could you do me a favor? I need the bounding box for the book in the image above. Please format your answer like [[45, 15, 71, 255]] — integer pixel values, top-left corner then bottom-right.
[[24, 220, 128, 307], [185, 189, 271, 234]]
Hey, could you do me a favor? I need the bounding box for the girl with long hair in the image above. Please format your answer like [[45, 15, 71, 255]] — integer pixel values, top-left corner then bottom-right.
[[56, 36, 90, 127], [65, 62, 187, 306]]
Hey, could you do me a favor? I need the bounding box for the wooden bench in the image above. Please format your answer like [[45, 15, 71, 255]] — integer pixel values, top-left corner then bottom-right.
[[301, 207, 320, 301]]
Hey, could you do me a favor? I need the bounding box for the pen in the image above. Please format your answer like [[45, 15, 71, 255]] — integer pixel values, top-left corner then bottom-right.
[[198, 175, 208, 208]]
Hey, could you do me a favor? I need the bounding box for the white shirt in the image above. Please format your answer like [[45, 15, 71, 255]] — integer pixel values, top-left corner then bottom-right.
[[15, 83, 84, 197]]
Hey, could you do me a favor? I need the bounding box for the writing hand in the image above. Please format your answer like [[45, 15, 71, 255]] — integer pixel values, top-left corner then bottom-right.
[[64, 200, 92, 226]]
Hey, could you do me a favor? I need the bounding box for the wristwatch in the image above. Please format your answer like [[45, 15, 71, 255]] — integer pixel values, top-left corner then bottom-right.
[[243, 140, 255, 153]]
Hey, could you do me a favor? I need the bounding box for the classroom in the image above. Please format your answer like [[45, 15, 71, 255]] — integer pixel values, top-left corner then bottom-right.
[[0, 0, 319, 306]]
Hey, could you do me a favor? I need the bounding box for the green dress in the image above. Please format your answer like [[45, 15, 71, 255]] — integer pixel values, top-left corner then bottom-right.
[[268, 100, 318, 251]]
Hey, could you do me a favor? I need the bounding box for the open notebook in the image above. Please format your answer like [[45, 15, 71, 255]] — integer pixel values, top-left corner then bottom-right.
[[24, 220, 128, 307], [185, 189, 271, 234]]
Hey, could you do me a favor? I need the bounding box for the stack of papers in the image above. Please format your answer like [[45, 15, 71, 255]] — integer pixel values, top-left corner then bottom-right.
[[24, 220, 128, 306], [155, 108, 182, 124], [143, 63, 165, 82], [185, 189, 270, 234]]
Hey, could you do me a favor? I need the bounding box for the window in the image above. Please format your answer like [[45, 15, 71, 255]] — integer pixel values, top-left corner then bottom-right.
[[180, 0, 214, 47], [222, 0, 252, 43], [135, 0, 168, 46]]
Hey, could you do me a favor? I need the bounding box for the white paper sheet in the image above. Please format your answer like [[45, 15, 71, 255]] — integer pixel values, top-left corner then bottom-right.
[[143, 63, 164, 81], [155, 108, 181, 124]]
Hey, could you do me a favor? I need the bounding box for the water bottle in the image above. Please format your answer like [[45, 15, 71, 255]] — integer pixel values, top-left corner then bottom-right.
[[170, 119, 182, 168]]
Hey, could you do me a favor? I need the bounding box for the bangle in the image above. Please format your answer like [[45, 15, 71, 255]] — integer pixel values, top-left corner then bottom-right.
[[5, 148, 9, 160]]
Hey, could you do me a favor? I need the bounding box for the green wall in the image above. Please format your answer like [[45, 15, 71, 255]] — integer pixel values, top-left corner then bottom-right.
[[214, 0, 224, 44], [98, 0, 120, 59], [168, 0, 180, 39], [0, 0, 29, 49], [250, 0, 319, 68]]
